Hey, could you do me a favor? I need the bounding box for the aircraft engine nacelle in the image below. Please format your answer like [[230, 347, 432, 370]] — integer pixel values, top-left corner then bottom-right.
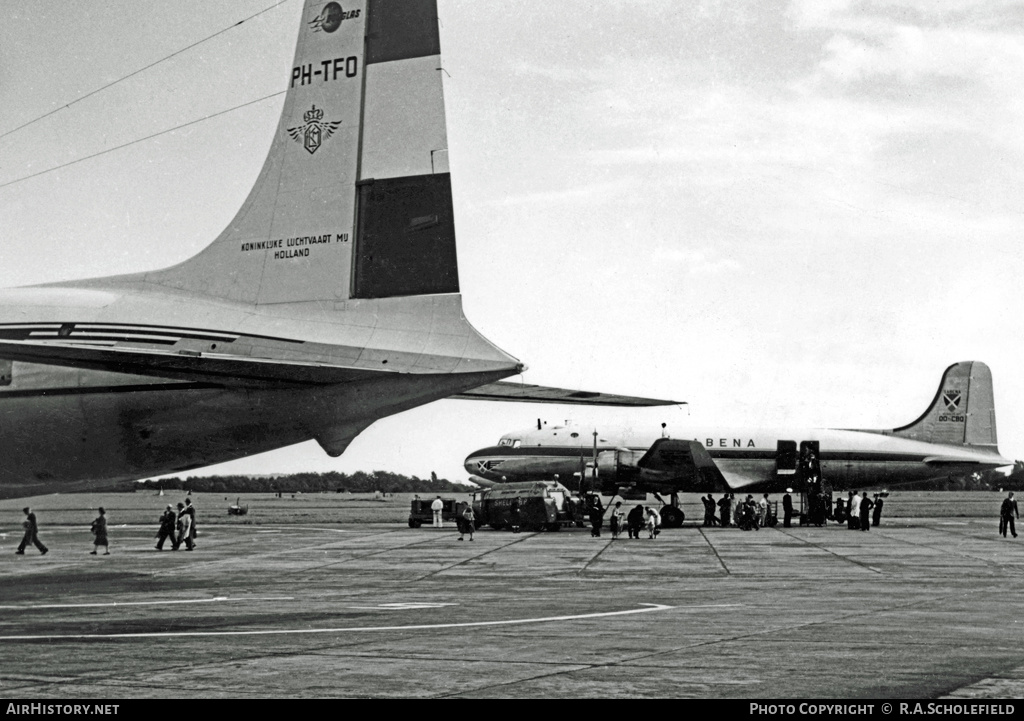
[[595, 449, 646, 480], [468, 475, 498, 489]]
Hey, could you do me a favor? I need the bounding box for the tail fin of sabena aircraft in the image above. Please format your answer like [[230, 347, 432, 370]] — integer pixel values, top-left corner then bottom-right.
[[147, 0, 456, 305], [891, 361, 998, 448]]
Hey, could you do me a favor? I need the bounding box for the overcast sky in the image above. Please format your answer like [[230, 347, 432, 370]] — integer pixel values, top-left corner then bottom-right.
[[1, 0, 1022, 483]]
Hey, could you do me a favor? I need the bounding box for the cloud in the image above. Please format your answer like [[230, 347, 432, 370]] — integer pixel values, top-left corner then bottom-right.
[[652, 248, 743, 276]]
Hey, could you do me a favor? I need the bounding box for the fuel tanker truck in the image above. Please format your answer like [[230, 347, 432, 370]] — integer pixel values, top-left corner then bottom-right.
[[471, 481, 582, 532]]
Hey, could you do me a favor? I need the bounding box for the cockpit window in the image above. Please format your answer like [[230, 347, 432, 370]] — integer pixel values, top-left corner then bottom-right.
[[498, 438, 521, 449]]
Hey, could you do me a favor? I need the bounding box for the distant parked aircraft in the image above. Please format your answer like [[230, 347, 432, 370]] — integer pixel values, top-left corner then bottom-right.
[[465, 362, 1010, 526]]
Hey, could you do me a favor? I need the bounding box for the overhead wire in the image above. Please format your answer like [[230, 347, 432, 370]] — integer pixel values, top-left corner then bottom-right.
[[0, 0, 294, 142], [0, 91, 285, 191]]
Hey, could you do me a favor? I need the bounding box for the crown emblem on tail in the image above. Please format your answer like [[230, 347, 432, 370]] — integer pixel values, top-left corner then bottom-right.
[[287, 105, 342, 155]]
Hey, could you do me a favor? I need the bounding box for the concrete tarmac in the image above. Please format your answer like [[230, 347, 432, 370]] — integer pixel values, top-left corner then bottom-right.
[[2, 517, 1024, 699]]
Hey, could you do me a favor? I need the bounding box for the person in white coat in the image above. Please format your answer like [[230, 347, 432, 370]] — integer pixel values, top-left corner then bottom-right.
[[431, 496, 444, 528], [849, 491, 862, 530]]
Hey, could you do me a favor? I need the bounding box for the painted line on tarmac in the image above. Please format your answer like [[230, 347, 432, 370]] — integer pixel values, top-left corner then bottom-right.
[[0, 603, 684, 641], [696, 527, 731, 574], [411, 532, 540, 582], [346, 602, 458, 610], [0, 596, 294, 611], [871, 526, 1014, 566], [772, 528, 883, 574]]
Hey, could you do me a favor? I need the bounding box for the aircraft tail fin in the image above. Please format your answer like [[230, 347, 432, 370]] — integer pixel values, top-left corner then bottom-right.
[[891, 361, 998, 448], [146, 0, 458, 305]]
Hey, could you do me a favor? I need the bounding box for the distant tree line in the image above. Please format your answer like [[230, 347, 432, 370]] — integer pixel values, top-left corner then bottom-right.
[[126, 470, 470, 494]]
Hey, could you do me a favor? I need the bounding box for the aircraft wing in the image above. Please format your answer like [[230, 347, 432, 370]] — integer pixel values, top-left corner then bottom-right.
[[451, 381, 682, 407], [0, 341, 684, 406], [635, 438, 730, 489]]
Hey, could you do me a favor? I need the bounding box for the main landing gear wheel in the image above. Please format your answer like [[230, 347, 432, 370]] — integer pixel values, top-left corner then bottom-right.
[[659, 506, 685, 528]]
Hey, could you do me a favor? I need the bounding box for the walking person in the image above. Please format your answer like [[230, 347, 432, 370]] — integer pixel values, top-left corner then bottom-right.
[[15, 507, 48, 555], [454, 501, 467, 539], [431, 495, 444, 528], [1000, 492, 1019, 538], [184, 497, 198, 549], [156, 504, 177, 550], [872, 494, 884, 527], [175, 502, 193, 550], [457, 502, 475, 541], [90, 507, 110, 555]]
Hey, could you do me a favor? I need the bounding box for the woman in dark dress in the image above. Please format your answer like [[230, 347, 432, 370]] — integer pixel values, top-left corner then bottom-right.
[[91, 507, 110, 555]]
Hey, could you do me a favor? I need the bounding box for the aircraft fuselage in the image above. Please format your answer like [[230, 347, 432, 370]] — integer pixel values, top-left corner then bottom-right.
[[465, 425, 1010, 494]]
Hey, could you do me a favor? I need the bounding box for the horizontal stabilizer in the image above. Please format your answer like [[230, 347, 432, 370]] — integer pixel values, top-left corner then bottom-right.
[[0, 339, 385, 387], [451, 381, 681, 407]]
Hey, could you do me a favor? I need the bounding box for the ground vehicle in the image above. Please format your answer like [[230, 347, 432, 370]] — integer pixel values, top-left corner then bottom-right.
[[408, 497, 461, 528], [473, 481, 578, 532]]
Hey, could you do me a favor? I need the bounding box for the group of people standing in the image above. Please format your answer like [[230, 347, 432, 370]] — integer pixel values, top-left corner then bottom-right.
[[602, 500, 661, 539], [705, 493, 775, 530], [835, 491, 883, 531], [156, 497, 198, 550]]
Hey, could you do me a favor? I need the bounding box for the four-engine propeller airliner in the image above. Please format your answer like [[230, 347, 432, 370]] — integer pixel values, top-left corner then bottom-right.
[[0, 0, 676, 498], [465, 361, 1012, 525]]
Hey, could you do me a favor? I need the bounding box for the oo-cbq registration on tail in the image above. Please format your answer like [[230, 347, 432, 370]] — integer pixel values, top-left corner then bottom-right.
[[0, 0, 675, 497]]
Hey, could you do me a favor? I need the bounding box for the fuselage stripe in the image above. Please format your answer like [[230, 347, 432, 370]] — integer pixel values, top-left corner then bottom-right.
[[0, 322, 304, 345], [0, 382, 224, 399]]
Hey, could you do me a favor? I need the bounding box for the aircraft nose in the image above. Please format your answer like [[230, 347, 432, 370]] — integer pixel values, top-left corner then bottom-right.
[[464, 447, 500, 477], [464, 449, 485, 476]]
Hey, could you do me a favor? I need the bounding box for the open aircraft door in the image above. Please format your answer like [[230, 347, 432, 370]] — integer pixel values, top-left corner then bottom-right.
[[775, 440, 798, 478], [798, 441, 829, 526]]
